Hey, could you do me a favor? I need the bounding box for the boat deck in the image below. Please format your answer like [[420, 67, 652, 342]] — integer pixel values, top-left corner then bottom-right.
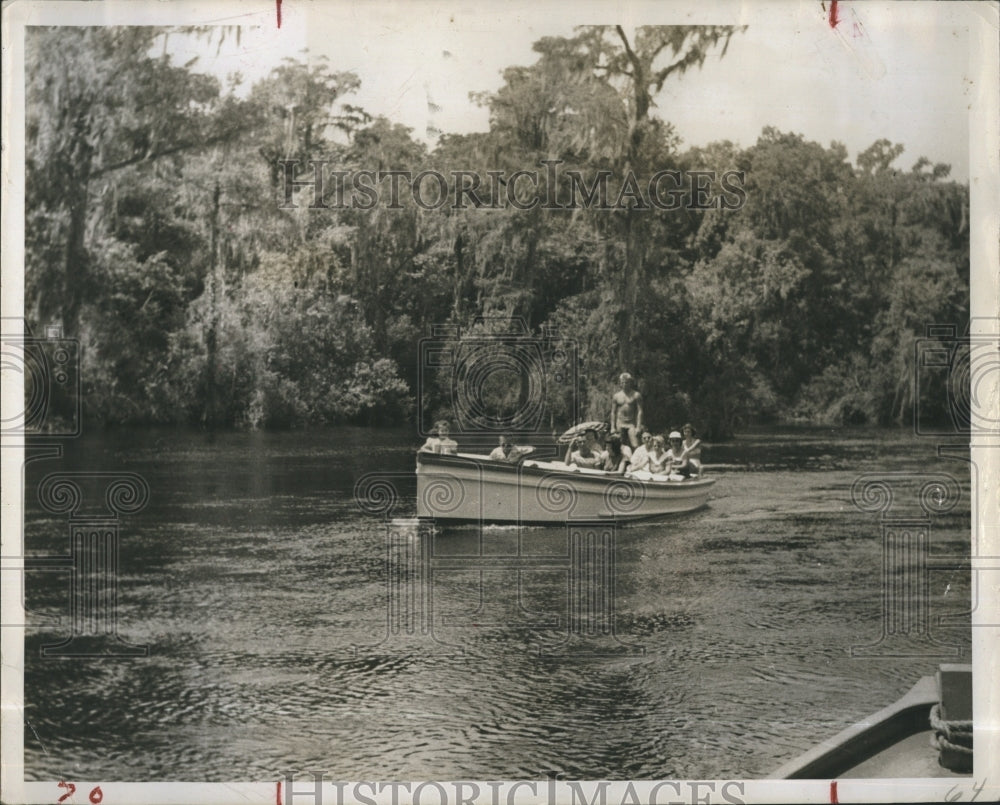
[[840, 730, 968, 778], [773, 673, 972, 779]]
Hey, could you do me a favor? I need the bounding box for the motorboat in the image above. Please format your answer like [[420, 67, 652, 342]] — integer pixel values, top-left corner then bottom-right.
[[415, 449, 715, 524]]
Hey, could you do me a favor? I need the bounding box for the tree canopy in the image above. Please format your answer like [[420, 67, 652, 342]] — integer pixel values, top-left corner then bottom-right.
[[24, 26, 969, 436]]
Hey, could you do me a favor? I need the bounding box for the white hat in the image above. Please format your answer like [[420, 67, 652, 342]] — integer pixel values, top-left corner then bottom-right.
[[668, 431, 682, 439]]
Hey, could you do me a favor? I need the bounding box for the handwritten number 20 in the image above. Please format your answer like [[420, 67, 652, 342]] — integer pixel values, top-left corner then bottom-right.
[[56, 782, 103, 803]]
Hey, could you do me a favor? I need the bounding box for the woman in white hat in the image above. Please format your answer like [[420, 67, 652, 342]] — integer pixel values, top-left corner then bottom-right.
[[666, 431, 693, 478]]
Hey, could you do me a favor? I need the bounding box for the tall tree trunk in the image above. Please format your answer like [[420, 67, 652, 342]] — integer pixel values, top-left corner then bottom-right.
[[615, 26, 650, 373], [453, 231, 465, 322], [63, 195, 88, 339], [61, 114, 94, 338], [620, 213, 646, 371], [205, 180, 221, 428]]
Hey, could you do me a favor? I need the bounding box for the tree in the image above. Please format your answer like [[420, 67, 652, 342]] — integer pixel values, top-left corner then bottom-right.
[[26, 26, 243, 338], [23, 27, 969, 435], [572, 25, 745, 367]]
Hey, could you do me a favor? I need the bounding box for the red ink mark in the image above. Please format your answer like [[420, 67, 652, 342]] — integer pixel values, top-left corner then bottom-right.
[[57, 781, 76, 803], [277, 781, 282, 805], [89, 786, 103, 804], [830, 780, 839, 804], [276, 0, 282, 29], [828, 0, 840, 28]]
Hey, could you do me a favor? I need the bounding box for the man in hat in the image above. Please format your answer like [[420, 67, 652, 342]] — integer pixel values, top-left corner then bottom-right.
[[610, 372, 644, 448]]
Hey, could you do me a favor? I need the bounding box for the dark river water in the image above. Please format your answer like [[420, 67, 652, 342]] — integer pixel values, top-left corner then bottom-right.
[[21, 426, 972, 781]]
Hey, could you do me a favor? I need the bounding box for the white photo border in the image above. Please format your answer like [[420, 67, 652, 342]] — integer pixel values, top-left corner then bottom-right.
[[2, 1, 997, 803]]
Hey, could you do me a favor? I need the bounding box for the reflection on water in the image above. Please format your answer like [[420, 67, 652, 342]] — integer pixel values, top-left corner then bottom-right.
[[22, 427, 971, 780]]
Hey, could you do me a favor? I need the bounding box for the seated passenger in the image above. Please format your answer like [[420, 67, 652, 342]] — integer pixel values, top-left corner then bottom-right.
[[629, 430, 652, 473], [419, 420, 458, 455], [602, 433, 631, 475], [680, 423, 702, 476], [646, 435, 670, 474], [566, 435, 605, 470], [489, 434, 531, 464], [666, 430, 693, 478]]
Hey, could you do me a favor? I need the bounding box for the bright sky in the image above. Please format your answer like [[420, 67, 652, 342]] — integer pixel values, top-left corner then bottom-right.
[[157, 0, 983, 182]]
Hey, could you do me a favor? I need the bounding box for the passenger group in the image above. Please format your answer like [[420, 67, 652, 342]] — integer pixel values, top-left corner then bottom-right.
[[420, 372, 703, 481], [564, 426, 701, 479]]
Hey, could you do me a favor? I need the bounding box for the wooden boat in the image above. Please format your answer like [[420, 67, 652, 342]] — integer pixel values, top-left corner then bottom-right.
[[415, 450, 715, 524], [772, 664, 972, 779]]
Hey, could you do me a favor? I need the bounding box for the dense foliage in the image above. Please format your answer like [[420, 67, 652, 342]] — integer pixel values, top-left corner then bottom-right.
[[25, 27, 969, 435]]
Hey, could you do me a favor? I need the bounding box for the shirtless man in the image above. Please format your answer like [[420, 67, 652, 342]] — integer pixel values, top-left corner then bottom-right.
[[610, 373, 643, 448]]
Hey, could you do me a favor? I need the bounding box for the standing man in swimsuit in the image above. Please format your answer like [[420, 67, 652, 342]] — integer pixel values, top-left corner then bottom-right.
[[610, 372, 644, 448]]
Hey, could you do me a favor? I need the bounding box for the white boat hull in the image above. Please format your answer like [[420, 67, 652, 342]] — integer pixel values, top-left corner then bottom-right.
[[416, 452, 715, 524]]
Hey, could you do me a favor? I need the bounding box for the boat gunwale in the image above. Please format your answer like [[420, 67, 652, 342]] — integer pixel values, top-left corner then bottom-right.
[[408, 506, 711, 527], [416, 450, 717, 491]]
